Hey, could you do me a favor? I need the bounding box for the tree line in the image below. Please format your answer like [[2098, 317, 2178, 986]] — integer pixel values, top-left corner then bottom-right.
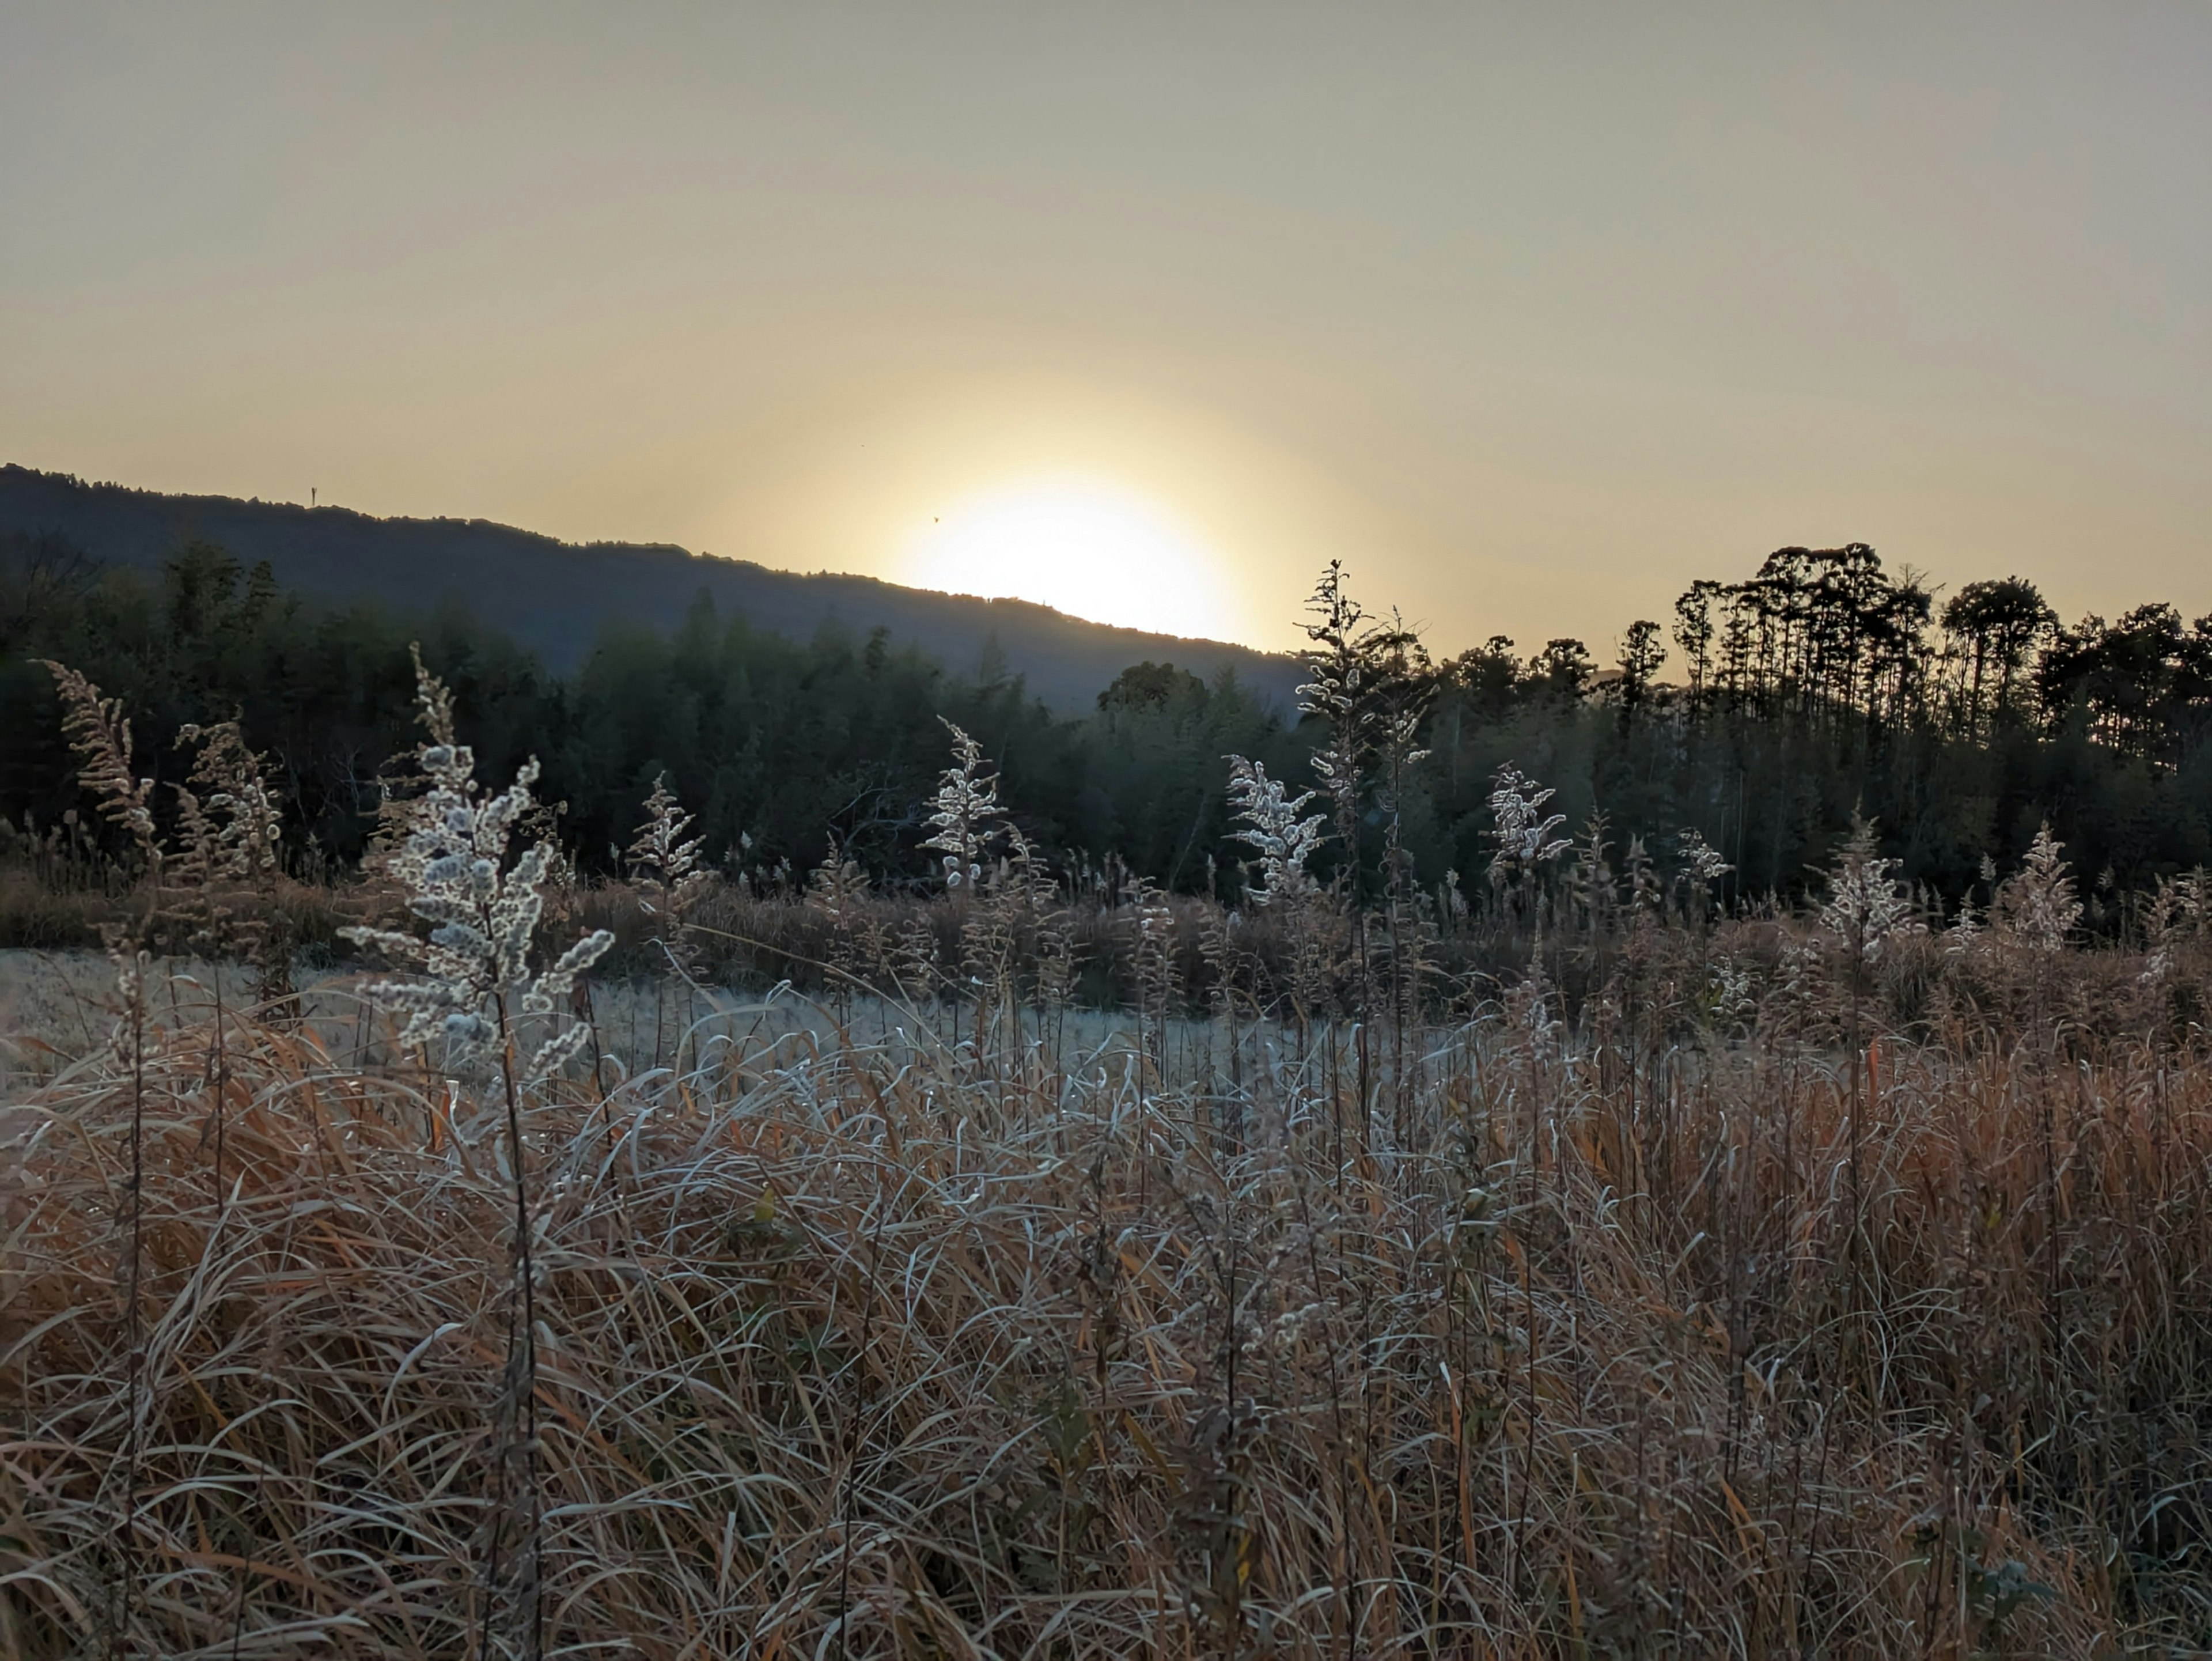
[[5, 527, 2211, 911]]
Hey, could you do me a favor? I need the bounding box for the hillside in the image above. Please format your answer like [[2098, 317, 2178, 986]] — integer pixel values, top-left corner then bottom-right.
[[0, 464, 1303, 712]]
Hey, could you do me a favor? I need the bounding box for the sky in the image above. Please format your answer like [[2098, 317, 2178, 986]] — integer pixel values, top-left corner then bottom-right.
[[3, 2, 2209, 656]]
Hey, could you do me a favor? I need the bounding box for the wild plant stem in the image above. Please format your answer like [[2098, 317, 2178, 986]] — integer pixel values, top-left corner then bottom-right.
[[482, 997, 543, 1661]]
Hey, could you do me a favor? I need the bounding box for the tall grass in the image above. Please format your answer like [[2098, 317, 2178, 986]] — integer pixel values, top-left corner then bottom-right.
[[3, 940, 2209, 1657], [7, 649, 2211, 1656]]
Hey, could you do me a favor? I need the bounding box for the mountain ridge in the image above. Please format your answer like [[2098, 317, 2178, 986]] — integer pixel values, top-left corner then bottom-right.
[[0, 464, 1305, 713]]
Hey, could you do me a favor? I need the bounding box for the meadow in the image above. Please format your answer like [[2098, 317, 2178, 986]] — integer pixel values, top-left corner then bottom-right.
[[5, 640, 2212, 1659]]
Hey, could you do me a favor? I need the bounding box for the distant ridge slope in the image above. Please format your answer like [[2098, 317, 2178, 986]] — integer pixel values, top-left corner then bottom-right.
[[0, 465, 1302, 713]]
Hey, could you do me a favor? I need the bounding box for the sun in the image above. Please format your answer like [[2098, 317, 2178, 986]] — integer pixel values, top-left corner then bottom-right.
[[902, 476, 1241, 641]]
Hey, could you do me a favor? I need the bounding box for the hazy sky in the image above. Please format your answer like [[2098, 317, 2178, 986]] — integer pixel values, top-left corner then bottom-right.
[[5, 3, 2209, 654]]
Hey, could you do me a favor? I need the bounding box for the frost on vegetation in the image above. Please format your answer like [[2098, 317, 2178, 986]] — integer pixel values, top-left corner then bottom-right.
[[167, 718, 291, 984], [1775, 931, 1825, 1028], [1565, 816, 1614, 926], [2141, 870, 2210, 987], [1993, 823, 2082, 955], [40, 661, 292, 992], [1944, 903, 1982, 957], [1677, 826, 1733, 889], [628, 771, 717, 973], [1506, 945, 1562, 1045], [343, 646, 611, 1083], [1129, 874, 1179, 1013], [1818, 815, 1923, 964], [804, 834, 870, 920], [1439, 867, 1468, 923], [999, 822, 1058, 911], [922, 719, 1006, 892], [1223, 753, 1325, 908], [173, 721, 283, 888], [1945, 853, 1998, 955], [2173, 868, 2212, 934], [40, 660, 158, 871], [1486, 763, 1572, 883], [1622, 833, 1662, 914], [1707, 957, 1756, 1027]]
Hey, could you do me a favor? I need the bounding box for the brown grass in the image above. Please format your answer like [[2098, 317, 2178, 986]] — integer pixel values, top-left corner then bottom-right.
[[5, 954, 2209, 1658]]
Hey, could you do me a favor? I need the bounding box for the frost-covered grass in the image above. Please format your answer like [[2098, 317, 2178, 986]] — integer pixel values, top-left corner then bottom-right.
[[10, 647, 2212, 1657], [5, 947, 2212, 1658]]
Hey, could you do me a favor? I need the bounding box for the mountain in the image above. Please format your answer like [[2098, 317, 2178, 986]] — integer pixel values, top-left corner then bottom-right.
[[0, 464, 1304, 713]]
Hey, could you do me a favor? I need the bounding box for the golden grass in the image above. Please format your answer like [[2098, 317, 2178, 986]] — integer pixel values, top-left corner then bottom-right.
[[3, 968, 2209, 1658]]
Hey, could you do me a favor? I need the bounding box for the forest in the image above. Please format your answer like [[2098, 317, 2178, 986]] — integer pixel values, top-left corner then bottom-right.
[[4, 527, 2211, 915]]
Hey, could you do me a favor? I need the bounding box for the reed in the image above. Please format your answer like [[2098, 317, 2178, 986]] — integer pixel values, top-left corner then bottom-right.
[[4, 928, 2210, 1656], [7, 626, 2212, 1657]]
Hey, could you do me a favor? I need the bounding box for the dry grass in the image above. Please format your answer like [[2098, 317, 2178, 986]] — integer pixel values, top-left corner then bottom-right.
[[4, 953, 2209, 1658]]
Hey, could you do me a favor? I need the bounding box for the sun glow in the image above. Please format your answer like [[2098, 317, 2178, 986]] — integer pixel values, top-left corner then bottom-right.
[[902, 477, 1241, 641]]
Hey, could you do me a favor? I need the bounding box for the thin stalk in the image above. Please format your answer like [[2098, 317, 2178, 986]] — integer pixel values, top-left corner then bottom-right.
[[480, 994, 543, 1661]]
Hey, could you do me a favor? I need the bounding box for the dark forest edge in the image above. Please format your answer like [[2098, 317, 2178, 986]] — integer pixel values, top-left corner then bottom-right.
[[5, 527, 2212, 920]]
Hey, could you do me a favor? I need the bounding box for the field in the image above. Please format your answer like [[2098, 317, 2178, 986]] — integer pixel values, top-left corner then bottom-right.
[[6, 653, 2212, 1659], [4, 867, 2211, 1659]]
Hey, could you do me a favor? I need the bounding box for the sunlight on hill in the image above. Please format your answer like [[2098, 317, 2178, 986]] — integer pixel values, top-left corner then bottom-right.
[[900, 475, 1243, 641]]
